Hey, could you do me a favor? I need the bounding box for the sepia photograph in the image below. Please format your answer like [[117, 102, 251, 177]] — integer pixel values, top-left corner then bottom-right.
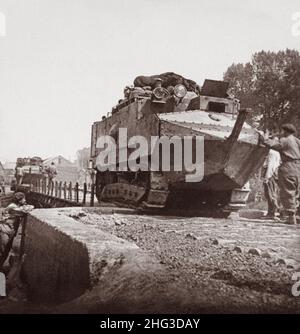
[[0, 0, 300, 321]]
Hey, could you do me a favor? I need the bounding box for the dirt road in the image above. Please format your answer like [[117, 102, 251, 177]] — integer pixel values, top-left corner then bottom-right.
[[1, 209, 299, 313], [69, 209, 300, 313]]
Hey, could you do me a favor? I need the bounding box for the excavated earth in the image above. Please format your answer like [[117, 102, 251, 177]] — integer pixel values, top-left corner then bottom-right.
[[0, 207, 300, 313]]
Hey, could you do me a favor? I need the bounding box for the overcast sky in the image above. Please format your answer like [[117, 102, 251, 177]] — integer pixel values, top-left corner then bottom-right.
[[0, 0, 300, 162]]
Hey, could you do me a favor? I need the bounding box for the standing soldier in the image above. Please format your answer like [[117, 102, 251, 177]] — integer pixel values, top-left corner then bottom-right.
[[46, 162, 58, 192], [262, 149, 281, 219], [15, 165, 24, 186], [260, 124, 300, 224]]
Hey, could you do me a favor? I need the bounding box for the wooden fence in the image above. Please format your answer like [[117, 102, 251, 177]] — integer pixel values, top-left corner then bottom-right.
[[31, 179, 95, 206]]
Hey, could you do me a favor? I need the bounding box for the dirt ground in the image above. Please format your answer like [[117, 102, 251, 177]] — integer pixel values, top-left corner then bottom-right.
[[72, 210, 300, 313], [0, 208, 300, 313]]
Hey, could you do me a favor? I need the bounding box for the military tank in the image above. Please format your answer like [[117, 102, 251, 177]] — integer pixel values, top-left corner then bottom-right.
[[90, 72, 268, 217], [15, 156, 44, 187]]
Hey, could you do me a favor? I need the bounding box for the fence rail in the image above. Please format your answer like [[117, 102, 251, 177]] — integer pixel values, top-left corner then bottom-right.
[[30, 179, 96, 206]]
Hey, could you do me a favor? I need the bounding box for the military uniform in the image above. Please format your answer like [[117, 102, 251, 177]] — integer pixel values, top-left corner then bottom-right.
[[262, 149, 281, 217], [0, 193, 33, 263], [16, 166, 24, 185], [264, 132, 300, 223], [0, 203, 20, 256], [0, 216, 14, 255], [46, 164, 57, 193]]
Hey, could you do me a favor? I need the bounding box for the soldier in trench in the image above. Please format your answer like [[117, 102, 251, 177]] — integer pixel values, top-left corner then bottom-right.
[[0, 192, 34, 266]]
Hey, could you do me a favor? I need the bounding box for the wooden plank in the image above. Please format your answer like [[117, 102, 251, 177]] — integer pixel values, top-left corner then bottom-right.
[[68, 182, 72, 200], [90, 184, 95, 206], [54, 181, 58, 197], [50, 180, 54, 197], [63, 182, 67, 199], [58, 181, 62, 198], [83, 183, 87, 205], [75, 182, 79, 203]]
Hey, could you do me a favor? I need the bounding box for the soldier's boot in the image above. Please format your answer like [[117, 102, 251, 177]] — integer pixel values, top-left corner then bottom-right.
[[274, 211, 287, 223], [274, 211, 296, 224], [264, 210, 276, 219], [279, 210, 287, 219]]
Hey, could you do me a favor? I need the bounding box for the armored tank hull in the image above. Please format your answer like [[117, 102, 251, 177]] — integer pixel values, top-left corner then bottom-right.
[[90, 75, 267, 217], [15, 156, 44, 187]]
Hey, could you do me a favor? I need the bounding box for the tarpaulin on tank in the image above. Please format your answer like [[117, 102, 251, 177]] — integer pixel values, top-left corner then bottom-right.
[[134, 72, 199, 93]]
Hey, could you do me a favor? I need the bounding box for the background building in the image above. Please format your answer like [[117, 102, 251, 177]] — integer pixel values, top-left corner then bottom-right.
[[1, 161, 16, 185], [43, 155, 79, 183]]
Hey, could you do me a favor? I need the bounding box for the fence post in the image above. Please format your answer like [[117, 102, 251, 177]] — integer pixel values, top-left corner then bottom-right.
[[75, 182, 79, 203], [57, 181, 60, 198], [50, 180, 54, 196], [90, 183, 95, 207], [63, 182, 67, 199], [54, 181, 58, 197], [58, 181, 62, 198], [68, 182, 72, 200], [83, 183, 87, 205]]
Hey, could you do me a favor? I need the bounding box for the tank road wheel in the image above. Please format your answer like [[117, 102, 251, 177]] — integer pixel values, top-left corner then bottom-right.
[[199, 191, 233, 218], [165, 189, 233, 217], [212, 210, 231, 219], [142, 172, 169, 209]]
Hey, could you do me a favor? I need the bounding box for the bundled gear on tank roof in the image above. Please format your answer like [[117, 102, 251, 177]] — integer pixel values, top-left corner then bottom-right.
[[133, 72, 200, 94]]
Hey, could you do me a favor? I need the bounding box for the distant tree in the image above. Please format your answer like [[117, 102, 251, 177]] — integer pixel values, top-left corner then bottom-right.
[[76, 147, 90, 170], [223, 49, 300, 131], [223, 62, 254, 108]]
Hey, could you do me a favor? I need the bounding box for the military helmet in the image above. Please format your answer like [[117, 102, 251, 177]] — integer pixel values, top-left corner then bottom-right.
[[14, 192, 25, 201], [281, 123, 297, 134]]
